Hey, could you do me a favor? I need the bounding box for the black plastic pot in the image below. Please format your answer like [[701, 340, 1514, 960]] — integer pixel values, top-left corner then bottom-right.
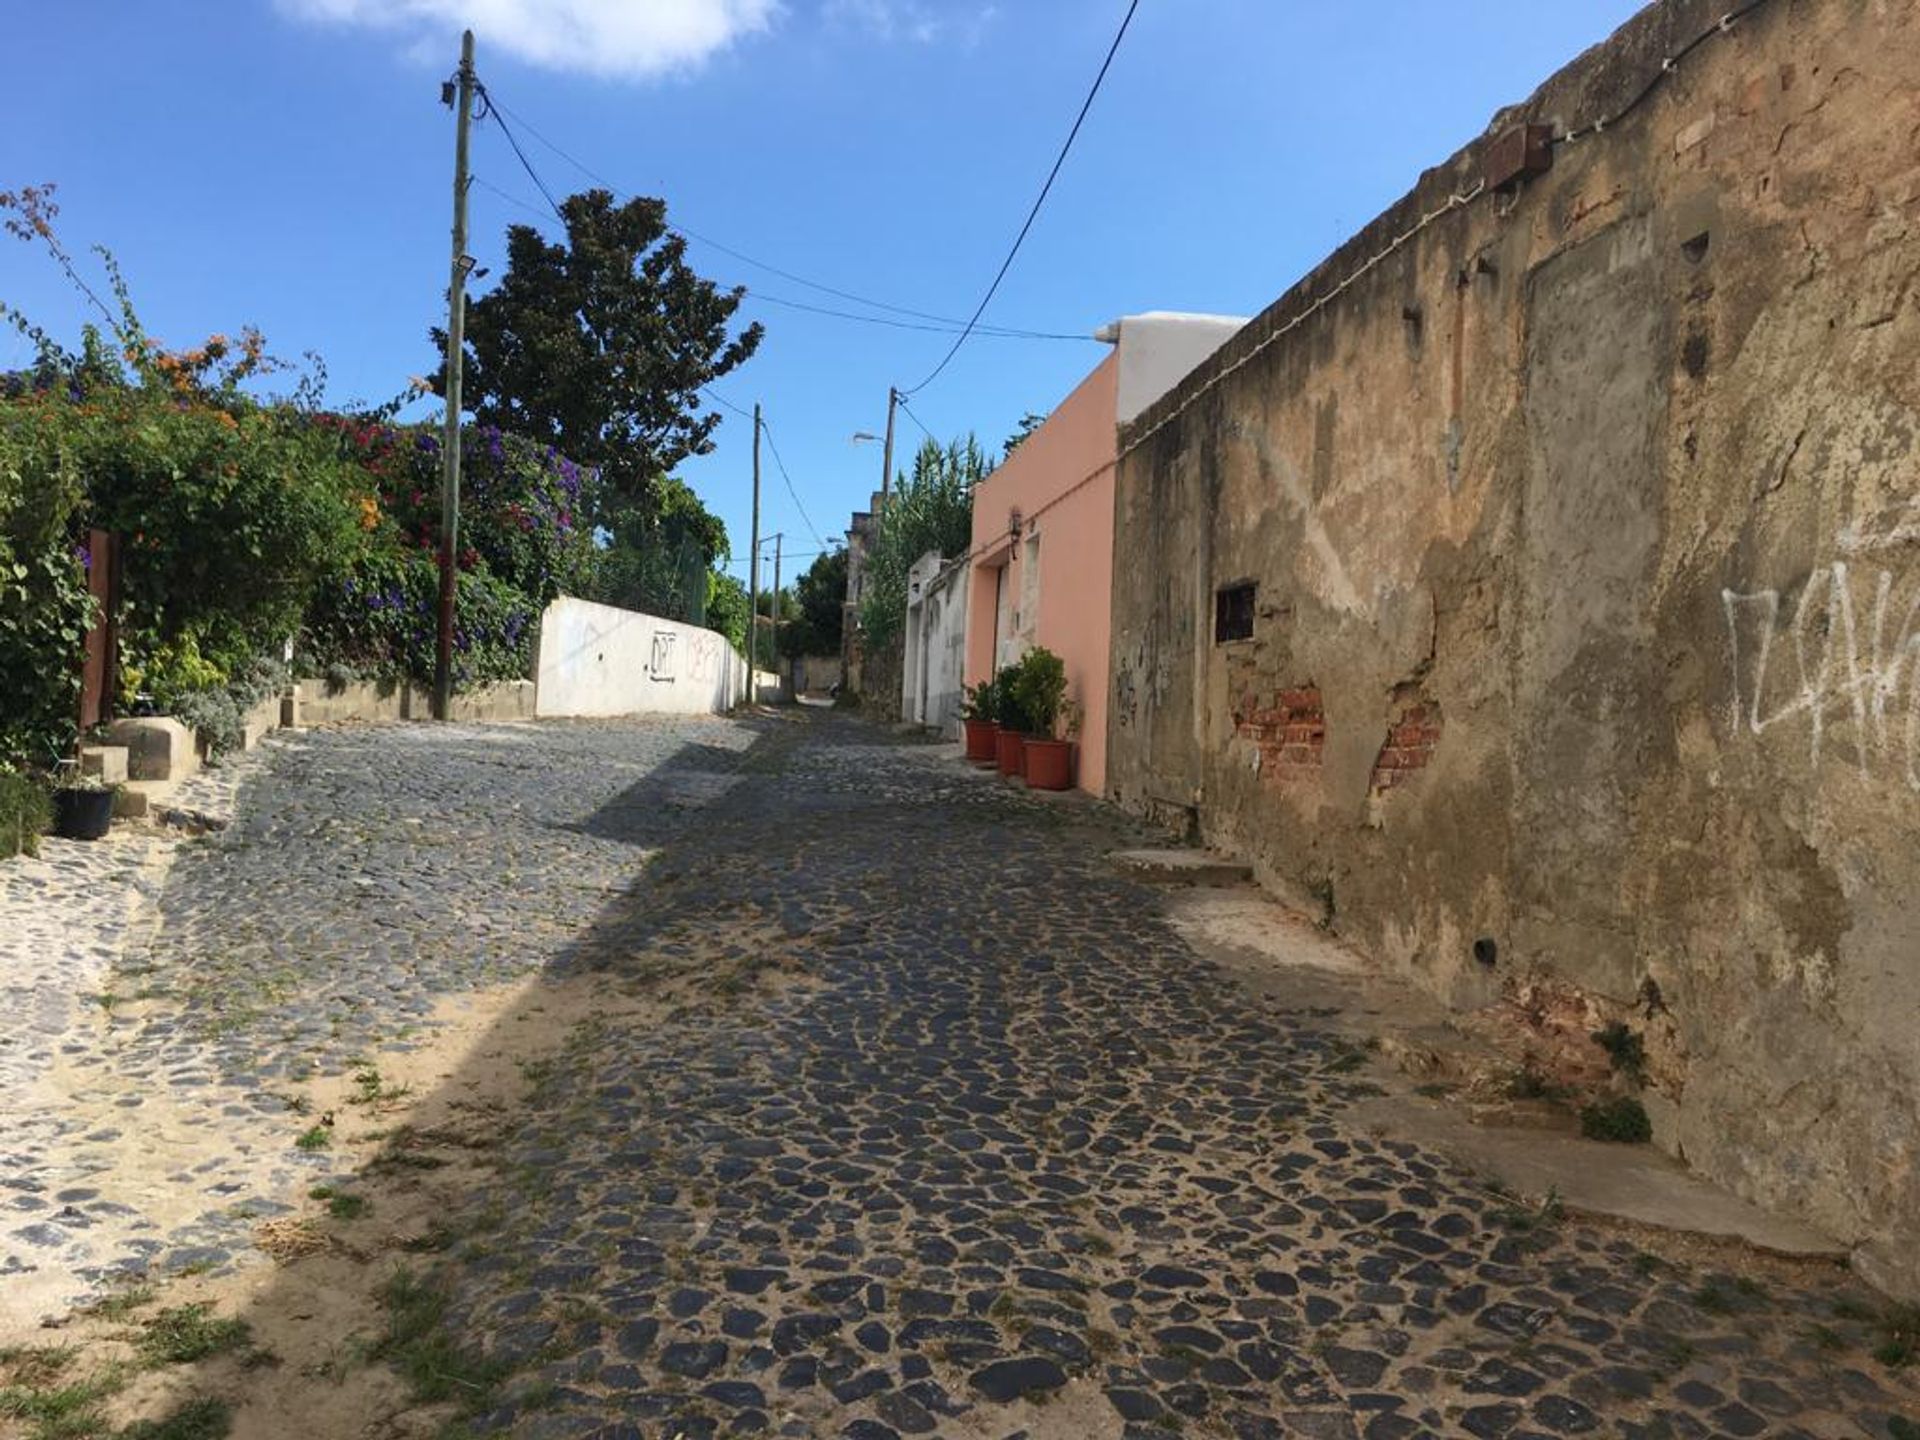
[[52, 788, 115, 841]]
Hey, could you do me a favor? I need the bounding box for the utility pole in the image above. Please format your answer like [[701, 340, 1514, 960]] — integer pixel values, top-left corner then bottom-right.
[[747, 403, 762, 684], [433, 29, 476, 722], [770, 532, 783, 673], [880, 386, 898, 507]]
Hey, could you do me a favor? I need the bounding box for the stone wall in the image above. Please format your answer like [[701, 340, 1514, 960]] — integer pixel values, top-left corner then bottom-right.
[[1106, 0, 1920, 1295]]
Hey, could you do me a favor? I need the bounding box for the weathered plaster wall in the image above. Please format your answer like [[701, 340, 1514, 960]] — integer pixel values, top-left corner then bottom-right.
[[1107, 0, 1920, 1294], [903, 551, 969, 738], [534, 597, 756, 718]]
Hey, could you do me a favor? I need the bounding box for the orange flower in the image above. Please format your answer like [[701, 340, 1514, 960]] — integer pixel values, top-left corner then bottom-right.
[[357, 495, 381, 531]]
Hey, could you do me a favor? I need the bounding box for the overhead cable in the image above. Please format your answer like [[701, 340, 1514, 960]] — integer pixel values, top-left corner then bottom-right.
[[900, 0, 1140, 396]]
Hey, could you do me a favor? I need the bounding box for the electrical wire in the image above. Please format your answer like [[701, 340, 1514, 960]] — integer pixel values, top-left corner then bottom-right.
[[699, 385, 754, 421], [480, 91, 1089, 342], [1111, 0, 1774, 471], [759, 418, 828, 550], [899, 0, 1140, 396], [894, 394, 940, 447], [469, 175, 1089, 340]]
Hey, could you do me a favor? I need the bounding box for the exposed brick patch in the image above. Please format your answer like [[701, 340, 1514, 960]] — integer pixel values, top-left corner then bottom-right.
[[1234, 685, 1325, 782], [1370, 695, 1442, 793]]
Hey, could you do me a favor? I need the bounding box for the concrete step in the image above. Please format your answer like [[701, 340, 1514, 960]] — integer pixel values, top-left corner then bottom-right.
[[1110, 848, 1254, 887], [112, 779, 171, 819], [103, 717, 199, 783], [78, 744, 129, 785]]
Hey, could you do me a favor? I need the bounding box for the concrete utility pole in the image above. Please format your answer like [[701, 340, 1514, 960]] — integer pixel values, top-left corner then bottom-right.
[[880, 386, 898, 507], [434, 29, 476, 722], [770, 532, 783, 670], [748, 403, 762, 680]]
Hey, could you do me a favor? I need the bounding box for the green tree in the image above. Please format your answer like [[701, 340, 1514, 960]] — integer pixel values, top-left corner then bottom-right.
[[860, 436, 987, 647], [592, 475, 730, 624], [704, 570, 750, 656], [435, 189, 763, 517], [780, 546, 848, 658], [1002, 411, 1047, 459]]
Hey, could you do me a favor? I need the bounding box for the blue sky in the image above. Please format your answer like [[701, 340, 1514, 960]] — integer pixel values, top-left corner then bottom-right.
[[2, 0, 1643, 586]]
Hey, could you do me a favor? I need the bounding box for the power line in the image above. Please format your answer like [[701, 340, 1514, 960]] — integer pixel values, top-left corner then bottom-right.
[[476, 83, 563, 219], [895, 394, 939, 447], [900, 0, 1140, 396], [758, 418, 827, 550], [699, 385, 755, 422], [470, 174, 1090, 341], [480, 91, 1090, 342]]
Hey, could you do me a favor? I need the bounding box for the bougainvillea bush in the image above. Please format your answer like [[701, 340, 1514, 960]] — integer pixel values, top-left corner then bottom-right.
[[297, 416, 597, 688]]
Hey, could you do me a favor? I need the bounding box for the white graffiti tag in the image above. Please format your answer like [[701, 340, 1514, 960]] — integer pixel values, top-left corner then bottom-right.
[[1722, 552, 1920, 789]]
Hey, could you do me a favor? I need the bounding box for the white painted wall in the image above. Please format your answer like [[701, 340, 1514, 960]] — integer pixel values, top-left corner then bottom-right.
[[1095, 311, 1249, 425], [535, 596, 758, 718], [903, 552, 969, 737]]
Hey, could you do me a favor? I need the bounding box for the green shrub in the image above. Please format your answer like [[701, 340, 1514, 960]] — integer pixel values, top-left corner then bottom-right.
[[1580, 1095, 1653, 1143], [0, 405, 95, 766], [995, 663, 1030, 734], [1591, 1021, 1648, 1085], [0, 768, 51, 858], [1011, 646, 1068, 737], [302, 549, 536, 690]]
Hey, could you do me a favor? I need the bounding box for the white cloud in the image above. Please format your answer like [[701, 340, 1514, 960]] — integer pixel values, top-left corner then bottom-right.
[[279, 0, 780, 80], [825, 0, 996, 48]]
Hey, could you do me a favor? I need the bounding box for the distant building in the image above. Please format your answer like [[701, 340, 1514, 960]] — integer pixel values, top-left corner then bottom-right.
[[840, 492, 881, 694]]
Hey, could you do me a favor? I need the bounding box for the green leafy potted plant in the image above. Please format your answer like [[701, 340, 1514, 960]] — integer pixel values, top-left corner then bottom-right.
[[1013, 647, 1074, 791], [0, 768, 54, 860], [50, 763, 117, 841], [993, 663, 1029, 778], [960, 677, 999, 764]]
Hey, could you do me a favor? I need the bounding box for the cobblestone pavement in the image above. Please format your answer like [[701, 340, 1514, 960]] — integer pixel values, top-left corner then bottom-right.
[[0, 718, 752, 1323], [363, 717, 1916, 1440], [5, 712, 1918, 1438]]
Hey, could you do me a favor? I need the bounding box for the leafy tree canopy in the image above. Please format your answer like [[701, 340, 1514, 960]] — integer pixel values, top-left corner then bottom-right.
[[433, 188, 763, 516], [1002, 411, 1047, 459], [780, 546, 847, 659], [859, 436, 988, 646]]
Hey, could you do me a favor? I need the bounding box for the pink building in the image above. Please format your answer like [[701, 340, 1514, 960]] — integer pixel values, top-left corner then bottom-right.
[[966, 313, 1246, 795]]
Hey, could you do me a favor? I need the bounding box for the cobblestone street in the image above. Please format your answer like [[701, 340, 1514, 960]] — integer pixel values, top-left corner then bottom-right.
[[4, 713, 1917, 1439]]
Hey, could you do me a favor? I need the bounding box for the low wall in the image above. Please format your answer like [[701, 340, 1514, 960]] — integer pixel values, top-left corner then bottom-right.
[[291, 679, 536, 727], [790, 654, 843, 695], [534, 597, 753, 719]]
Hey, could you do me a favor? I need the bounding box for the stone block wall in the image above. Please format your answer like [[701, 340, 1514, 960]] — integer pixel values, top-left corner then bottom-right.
[[1106, 0, 1920, 1295]]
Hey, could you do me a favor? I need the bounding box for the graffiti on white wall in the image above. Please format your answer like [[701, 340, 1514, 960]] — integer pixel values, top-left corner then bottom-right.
[[687, 629, 726, 684], [1722, 512, 1920, 787], [648, 629, 677, 682]]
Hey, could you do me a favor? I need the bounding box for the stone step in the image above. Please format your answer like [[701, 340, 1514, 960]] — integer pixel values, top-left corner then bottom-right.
[[103, 717, 199, 783], [78, 744, 129, 785], [112, 778, 171, 819], [1109, 848, 1254, 887]]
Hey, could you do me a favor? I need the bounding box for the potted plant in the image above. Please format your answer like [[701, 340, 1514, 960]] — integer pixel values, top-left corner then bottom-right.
[[50, 765, 117, 841], [1013, 647, 1074, 791], [960, 677, 999, 764], [993, 663, 1029, 778]]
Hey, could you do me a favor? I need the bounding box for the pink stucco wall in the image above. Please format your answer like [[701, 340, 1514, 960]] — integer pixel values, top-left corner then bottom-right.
[[966, 353, 1118, 795]]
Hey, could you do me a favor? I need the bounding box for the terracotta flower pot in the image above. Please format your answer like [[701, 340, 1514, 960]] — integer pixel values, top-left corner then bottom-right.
[[963, 718, 998, 763], [1023, 738, 1073, 791], [994, 727, 1025, 778]]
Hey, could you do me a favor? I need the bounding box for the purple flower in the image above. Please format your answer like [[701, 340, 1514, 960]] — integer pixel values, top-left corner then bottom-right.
[[73, 542, 92, 572]]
